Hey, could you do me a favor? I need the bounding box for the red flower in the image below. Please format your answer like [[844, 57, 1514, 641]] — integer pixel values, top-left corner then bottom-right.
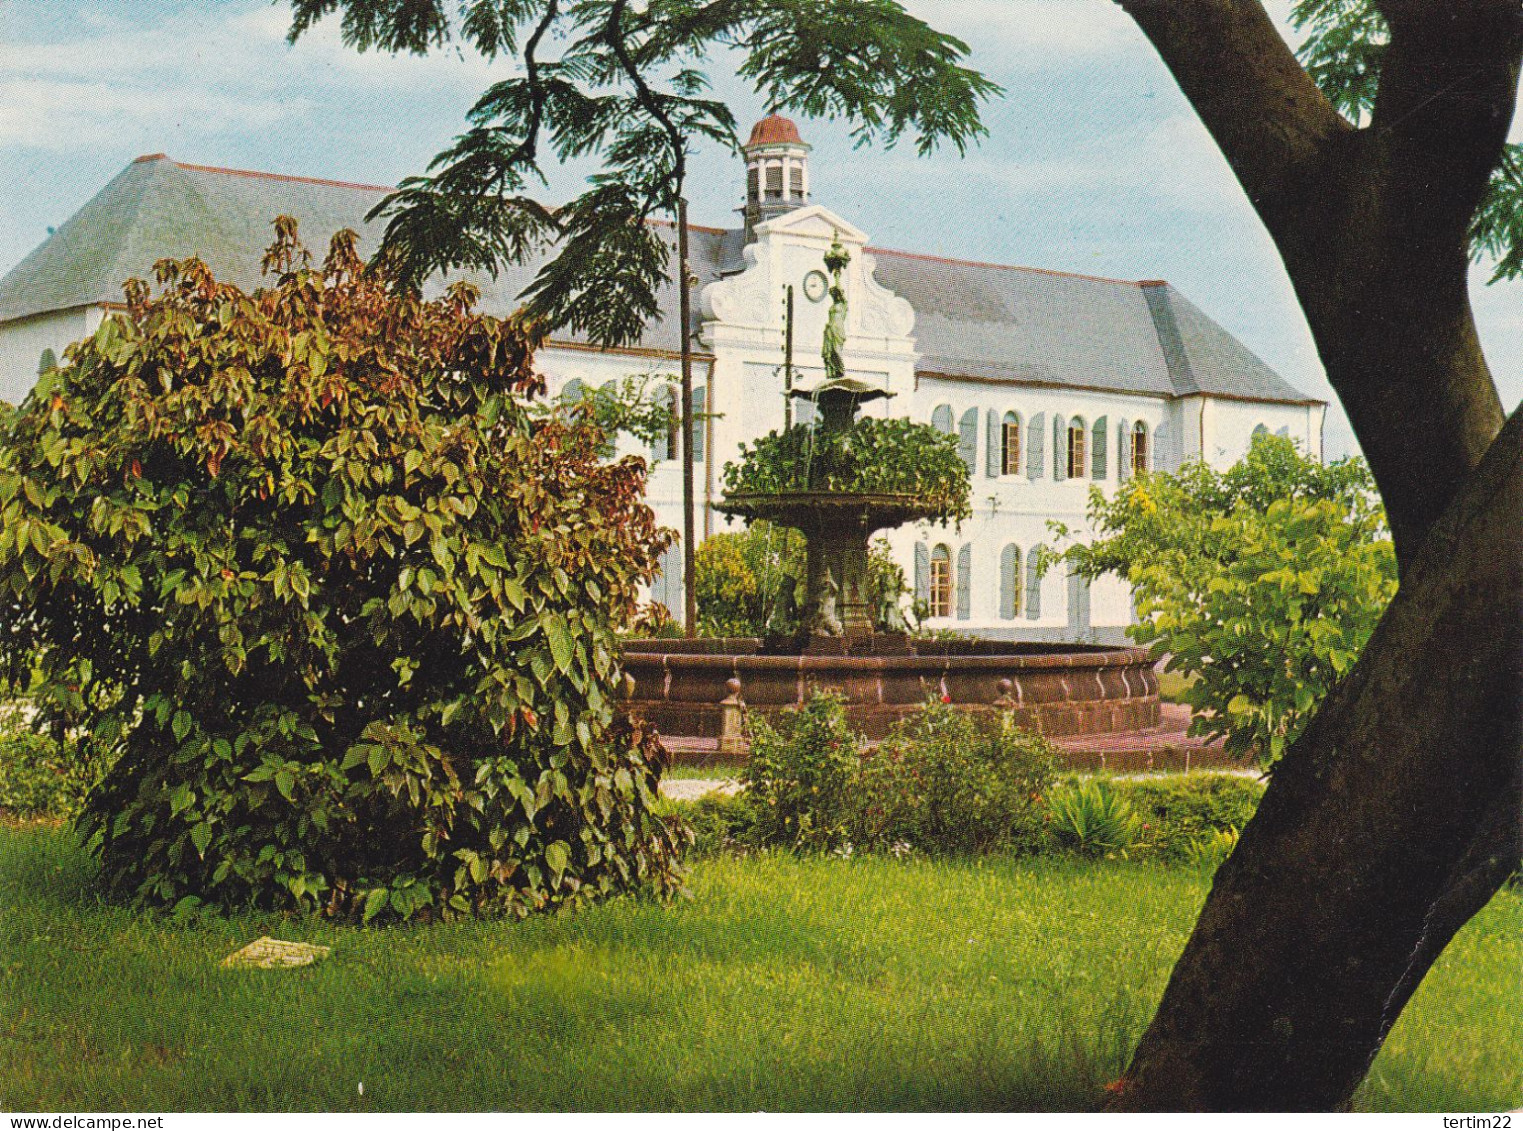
[[940, 693, 951, 704]]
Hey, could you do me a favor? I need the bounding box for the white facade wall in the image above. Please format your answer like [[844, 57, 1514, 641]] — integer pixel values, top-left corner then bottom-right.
[[1204, 396, 1326, 466], [0, 200, 1325, 644], [0, 306, 105, 406]]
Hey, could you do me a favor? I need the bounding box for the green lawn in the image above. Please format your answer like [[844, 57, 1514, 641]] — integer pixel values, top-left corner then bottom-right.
[[1, 823, 1517, 1112]]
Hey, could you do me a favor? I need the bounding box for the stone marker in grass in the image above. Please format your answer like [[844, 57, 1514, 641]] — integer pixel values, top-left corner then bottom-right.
[[221, 937, 331, 969]]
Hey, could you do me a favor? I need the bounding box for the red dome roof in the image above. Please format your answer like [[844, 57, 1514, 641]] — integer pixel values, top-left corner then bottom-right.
[[746, 114, 804, 147]]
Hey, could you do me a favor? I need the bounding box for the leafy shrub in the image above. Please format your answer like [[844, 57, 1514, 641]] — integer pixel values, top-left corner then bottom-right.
[[673, 790, 758, 857], [0, 703, 100, 819], [694, 521, 803, 636], [1104, 774, 1264, 861], [1046, 781, 1144, 858], [0, 221, 684, 920], [855, 698, 1055, 854], [742, 690, 859, 851], [1181, 826, 1240, 871], [1067, 434, 1395, 764], [722, 418, 972, 523], [694, 524, 908, 637]]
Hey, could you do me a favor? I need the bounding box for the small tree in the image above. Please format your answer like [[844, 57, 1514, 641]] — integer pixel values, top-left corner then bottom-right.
[[1066, 435, 1397, 764], [0, 221, 684, 920]]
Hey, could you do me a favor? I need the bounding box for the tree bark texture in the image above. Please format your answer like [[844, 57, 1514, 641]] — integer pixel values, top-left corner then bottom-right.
[[1109, 0, 1523, 1109], [1112, 409, 1523, 1111], [1119, 0, 1521, 569]]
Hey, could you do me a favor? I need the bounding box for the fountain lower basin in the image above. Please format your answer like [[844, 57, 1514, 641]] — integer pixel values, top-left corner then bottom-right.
[[622, 637, 1160, 743]]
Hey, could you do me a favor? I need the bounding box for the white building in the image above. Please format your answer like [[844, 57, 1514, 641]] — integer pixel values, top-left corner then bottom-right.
[[0, 116, 1325, 643]]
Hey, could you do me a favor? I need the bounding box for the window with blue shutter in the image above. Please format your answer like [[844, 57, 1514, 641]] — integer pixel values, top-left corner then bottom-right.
[[1154, 421, 1169, 473], [956, 544, 972, 620], [958, 408, 979, 475], [1118, 418, 1132, 482], [1053, 414, 1067, 482], [999, 544, 1020, 619], [1067, 568, 1092, 632], [692, 385, 707, 463], [1276, 425, 1290, 438], [37, 348, 57, 375], [561, 378, 585, 407], [1027, 412, 1045, 479], [1091, 416, 1108, 480], [1025, 545, 1043, 620], [1252, 423, 1270, 441], [650, 385, 676, 462], [914, 542, 930, 607], [931, 404, 953, 434], [986, 410, 1001, 478]]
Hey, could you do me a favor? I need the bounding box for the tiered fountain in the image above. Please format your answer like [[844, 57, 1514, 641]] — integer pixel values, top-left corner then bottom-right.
[[623, 239, 1158, 749]]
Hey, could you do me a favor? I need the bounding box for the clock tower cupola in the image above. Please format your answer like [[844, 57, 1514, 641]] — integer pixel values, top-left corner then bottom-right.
[[742, 113, 810, 241]]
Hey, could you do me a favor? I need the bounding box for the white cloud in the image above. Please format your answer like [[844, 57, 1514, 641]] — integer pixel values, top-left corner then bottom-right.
[[906, 0, 1136, 61]]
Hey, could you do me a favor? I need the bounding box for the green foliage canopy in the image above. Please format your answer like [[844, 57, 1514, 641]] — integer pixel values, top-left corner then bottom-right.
[[284, 0, 998, 344], [721, 418, 972, 524], [1067, 435, 1398, 764], [0, 221, 684, 920]]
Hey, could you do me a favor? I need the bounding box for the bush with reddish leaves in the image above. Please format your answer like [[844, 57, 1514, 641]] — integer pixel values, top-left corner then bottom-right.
[[0, 220, 684, 920]]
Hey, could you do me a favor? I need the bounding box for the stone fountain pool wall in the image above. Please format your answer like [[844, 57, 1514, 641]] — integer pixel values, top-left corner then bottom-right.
[[622, 638, 1160, 743]]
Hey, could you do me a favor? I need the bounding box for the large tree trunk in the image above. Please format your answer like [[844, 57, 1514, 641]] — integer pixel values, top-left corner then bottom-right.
[[1107, 0, 1523, 1108], [1111, 409, 1522, 1110]]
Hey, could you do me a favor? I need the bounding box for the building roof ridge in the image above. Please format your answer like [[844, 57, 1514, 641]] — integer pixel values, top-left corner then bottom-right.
[[134, 154, 395, 195], [864, 245, 1147, 288]]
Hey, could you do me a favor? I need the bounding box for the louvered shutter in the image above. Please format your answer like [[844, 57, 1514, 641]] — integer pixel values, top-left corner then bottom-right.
[[956, 544, 972, 620], [1053, 414, 1068, 482], [931, 404, 953, 434], [691, 386, 706, 462], [999, 544, 1018, 620], [1025, 547, 1042, 619], [1091, 416, 1108, 480], [1118, 418, 1131, 482], [1154, 421, 1170, 473], [958, 408, 979, 475], [1276, 425, 1290, 438], [561, 378, 585, 406], [650, 387, 671, 462], [1028, 412, 1045, 480], [663, 545, 683, 618], [986, 410, 1001, 478], [914, 542, 929, 606]]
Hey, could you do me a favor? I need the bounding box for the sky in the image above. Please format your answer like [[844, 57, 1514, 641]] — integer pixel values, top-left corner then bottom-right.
[[2, 0, 1520, 460]]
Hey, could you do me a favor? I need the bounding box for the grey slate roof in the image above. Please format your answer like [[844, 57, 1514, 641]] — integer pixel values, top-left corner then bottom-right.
[[0, 154, 1319, 405]]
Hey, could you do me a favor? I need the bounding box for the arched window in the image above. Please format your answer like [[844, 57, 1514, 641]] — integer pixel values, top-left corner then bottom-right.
[[37, 348, 57, 376], [931, 404, 953, 434], [930, 544, 953, 619], [1067, 417, 1088, 479], [1131, 421, 1150, 477], [999, 544, 1022, 619], [1002, 412, 1022, 476], [1252, 423, 1270, 441], [560, 378, 586, 407]]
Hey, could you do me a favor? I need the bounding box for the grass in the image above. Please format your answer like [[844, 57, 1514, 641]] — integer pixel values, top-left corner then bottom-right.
[[663, 762, 743, 781], [1, 823, 1517, 1112]]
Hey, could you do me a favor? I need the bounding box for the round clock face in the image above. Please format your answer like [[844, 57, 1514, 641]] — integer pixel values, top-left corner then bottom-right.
[[802, 270, 829, 303]]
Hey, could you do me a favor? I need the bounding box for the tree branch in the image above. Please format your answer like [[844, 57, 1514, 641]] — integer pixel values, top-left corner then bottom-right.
[[1371, 0, 1523, 259], [1114, 0, 1353, 247]]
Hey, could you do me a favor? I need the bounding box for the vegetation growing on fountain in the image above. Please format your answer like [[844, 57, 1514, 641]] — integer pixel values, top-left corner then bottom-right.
[[721, 417, 972, 524]]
